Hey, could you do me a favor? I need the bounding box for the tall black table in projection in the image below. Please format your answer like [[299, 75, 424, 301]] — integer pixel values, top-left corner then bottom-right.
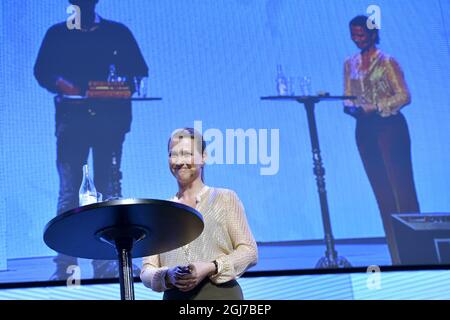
[[44, 199, 204, 300], [56, 95, 163, 103], [54, 95, 163, 115], [261, 95, 356, 268]]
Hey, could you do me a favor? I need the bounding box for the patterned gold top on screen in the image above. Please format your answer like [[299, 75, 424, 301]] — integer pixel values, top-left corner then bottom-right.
[[344, 49, 411, 117], [140, 186, 258, 292]]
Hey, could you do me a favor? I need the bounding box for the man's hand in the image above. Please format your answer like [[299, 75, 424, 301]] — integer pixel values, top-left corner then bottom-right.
[[55, 77, 81, 95]]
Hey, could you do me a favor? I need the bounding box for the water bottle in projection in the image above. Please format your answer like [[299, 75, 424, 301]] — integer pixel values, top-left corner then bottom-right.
[[79, 164, 97, 206], [107, 64, 117, 82], [275, 65, 288, 96]]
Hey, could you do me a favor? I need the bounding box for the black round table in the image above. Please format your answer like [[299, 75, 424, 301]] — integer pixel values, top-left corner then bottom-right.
[[43, 198, 204, 300]]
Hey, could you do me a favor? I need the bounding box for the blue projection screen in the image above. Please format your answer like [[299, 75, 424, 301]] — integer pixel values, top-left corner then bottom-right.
[[0, 0, 449, 283]]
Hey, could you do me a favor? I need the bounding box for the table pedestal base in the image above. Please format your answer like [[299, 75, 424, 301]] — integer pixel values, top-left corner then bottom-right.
[[316, 256, 352, 269], [96, 226, 148, 300]]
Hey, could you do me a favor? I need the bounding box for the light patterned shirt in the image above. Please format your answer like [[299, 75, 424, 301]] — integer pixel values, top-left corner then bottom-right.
[[140, 186, 258, 292], [344, 49, 411, 117]]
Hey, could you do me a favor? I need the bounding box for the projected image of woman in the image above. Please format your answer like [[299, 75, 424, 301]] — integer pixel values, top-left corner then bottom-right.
[[140, 128, 258, 300], [343, 15, 420, 265]]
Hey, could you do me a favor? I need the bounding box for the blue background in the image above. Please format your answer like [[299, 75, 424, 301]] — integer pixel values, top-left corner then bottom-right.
[[0, 0, 449, 266]]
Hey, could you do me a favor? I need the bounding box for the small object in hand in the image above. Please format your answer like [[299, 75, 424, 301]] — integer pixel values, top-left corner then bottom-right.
[[176, 266, 191, 275]]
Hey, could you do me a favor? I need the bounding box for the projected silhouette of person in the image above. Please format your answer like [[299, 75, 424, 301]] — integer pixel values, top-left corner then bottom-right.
[[34, 0, 148, 280], [343, 15, 420, 265]]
